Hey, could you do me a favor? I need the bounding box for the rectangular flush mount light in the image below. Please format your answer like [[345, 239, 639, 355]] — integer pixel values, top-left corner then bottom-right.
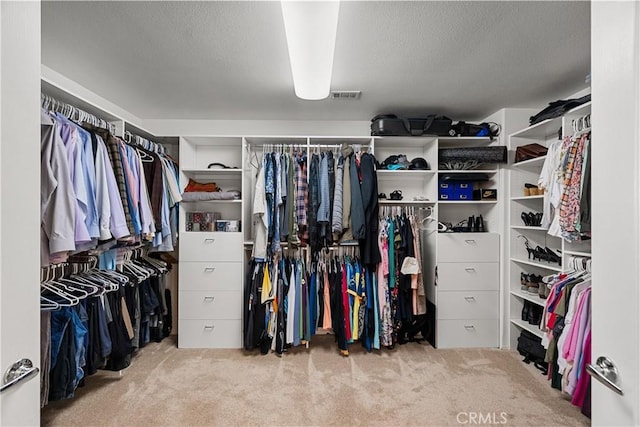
[[281, 0, 340, 100]]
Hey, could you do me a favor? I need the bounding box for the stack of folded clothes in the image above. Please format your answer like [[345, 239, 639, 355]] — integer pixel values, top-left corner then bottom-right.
[[181, 178, 241, 201]]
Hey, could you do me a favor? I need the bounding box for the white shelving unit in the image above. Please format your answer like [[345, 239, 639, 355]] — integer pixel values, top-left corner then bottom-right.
[[506, 101, 592, 349]]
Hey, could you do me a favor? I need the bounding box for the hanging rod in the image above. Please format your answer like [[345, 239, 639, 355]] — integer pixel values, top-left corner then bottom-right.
[[40, 93, 116, 134]]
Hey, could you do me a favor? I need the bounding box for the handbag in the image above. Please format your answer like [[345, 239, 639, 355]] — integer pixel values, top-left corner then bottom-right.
[[515, 143, 548, 163]]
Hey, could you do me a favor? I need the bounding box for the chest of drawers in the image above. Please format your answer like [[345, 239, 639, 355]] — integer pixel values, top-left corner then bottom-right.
[[178, 232, 243, 348], [435, 233, 499, 348]]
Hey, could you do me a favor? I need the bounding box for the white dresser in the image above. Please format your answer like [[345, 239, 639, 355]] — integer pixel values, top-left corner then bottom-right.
[[178, 232, 244, 348], [435, 233, 499, 348]]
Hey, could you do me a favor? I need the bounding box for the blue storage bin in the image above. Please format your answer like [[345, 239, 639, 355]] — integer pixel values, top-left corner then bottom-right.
[[454, 181, 474, 200], [439, 181, 454, 200]]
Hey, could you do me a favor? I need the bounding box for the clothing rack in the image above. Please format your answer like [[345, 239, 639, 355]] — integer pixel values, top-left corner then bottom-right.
[[41, 93, 116, 134], [41, 92, 169, 156], [124, 131, 167, 155], [567, 255, 592, 273]]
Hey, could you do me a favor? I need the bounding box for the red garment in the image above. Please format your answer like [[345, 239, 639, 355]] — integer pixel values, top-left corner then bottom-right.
[[342, 266, 351, 341]]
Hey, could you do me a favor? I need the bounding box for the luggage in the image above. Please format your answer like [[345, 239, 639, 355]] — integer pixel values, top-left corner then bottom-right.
[[371, 114, 452, 136], [529, 94, 591, 125], [449, 121, 501, 139]]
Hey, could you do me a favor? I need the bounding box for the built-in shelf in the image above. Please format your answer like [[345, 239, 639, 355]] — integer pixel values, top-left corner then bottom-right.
[[182, 168, 242, 176], [511, 195, 544, 201], [438, 200, 498, 204], [510, 225, 548, 231], [510, 117, 563, 140], [510, 257, 562, 272], [377, 170, 436, 177], [510, 318, 545, 338], [510, 290, 546, 307], [512, 156, 547, 168], [564, 250, 592, 257], [182, 199, 242, 204], [379, 200, 435, 205], [437, 169, 498, 174]]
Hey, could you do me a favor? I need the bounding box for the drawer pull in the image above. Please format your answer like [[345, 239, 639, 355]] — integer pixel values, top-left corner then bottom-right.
[[464, 325, 476, 330], [203, 296, 215, 302], [203, 324, 215, 331], [464, 296, 476, 302], [204, 267, 216, 272], [464, 267, 476, 273], [464, 239, 477, 244], [204, 238, 216, 244]]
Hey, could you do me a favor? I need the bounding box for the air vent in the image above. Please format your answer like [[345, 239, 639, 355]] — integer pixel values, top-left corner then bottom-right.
[[330, 90, 361, 100]]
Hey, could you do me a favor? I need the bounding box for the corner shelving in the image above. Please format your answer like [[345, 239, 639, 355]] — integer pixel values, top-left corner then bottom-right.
[[507, 101, 592, 350], [510, 257, 563, 272], [509, 319, 544, 339]]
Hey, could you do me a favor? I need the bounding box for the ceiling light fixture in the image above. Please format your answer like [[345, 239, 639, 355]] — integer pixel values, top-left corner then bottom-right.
[[281, 0, 340, 100]]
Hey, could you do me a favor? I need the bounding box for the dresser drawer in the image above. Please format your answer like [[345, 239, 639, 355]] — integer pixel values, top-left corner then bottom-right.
[[438, 233, 499, 263], [437, 291, 498, 320], [179, 291, 241, 320], [178, 319, 242, 349], [179, 232, 243, 262], [437, 262, 499, 291], [436, 319, 498, 348], [179, 262, 243, 291]]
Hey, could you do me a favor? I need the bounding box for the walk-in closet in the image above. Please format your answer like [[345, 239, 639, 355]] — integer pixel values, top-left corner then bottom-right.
[[1, 1, 639, 426]]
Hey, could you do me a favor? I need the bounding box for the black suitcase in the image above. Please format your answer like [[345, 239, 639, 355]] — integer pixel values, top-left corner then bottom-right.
[[371, 114, 452, 136]]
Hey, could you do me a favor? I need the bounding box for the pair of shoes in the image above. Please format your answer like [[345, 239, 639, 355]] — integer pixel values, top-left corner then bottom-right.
[[522, 301, 543, 325], [467, 215, 485, 232], [518, 236, 561, 266], [535, 246, 562, 265], [524, 183, 543, 196], [521, 211, 543, 227], [525, 274, 543, 295]]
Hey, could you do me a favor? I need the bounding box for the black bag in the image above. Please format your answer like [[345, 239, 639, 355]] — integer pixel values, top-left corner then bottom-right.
[[529, 94, 591, 125], [371, 114, 453, 136], [449, 121, 501, 139], [439, 146, 508, 164], [517, 330, 548, 373]]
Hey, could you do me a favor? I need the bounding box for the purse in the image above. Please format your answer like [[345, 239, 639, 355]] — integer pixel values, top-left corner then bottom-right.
[[514, 143, 548, 163]]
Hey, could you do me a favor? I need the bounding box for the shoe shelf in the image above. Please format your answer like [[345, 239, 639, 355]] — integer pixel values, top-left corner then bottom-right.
[[512, 156, 547, 169], [509, 318, 544, 339], [510, 289, 546, 307], [510, 195, 544, 201], [510, 257, 563, 272], [438, 200, 498, 204], [379, 200, 435, 205], [563, 250, 592, 257], [510, 225, 548, 231]]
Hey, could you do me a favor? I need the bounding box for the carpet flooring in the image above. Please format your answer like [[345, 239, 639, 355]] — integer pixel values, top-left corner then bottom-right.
[[41, 336, 589, 426]]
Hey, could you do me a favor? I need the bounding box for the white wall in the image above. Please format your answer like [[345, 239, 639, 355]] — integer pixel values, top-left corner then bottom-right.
[[0, 1, 41, 425]]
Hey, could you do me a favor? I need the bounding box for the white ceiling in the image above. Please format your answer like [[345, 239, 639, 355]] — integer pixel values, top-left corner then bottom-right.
[[41, 1, 590, 122]]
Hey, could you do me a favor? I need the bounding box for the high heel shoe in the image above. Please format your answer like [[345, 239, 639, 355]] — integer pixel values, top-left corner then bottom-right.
[[518, 235, 536, 260], [544, 247, 562, 266], [534, 246, 549, 262]]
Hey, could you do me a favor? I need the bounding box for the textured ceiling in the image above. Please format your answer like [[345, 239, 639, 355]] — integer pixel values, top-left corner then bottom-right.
[[41, 1, 590, 121]]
